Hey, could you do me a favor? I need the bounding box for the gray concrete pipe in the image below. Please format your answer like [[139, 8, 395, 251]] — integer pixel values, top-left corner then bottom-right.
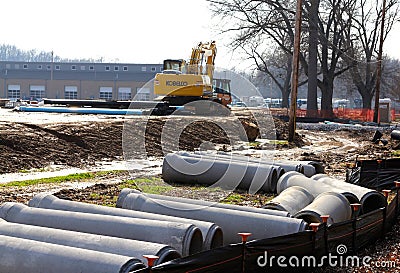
[[294, 192, 352, 225], [289, 160, 324, 176], [118, 192, 308, 245], [29, 193, 222, 251], [277, 171, 360, 205], [117, 188, 291, 218], [311, 174, 387, 214], [0, 202, 203, 257], [391, 130, 400, 140], [263, 186, 314, 216], [0, 218, 180, 265], [0, 234, 145, 273], [162, 153, 279, 193], [177, 151, 303, 175]]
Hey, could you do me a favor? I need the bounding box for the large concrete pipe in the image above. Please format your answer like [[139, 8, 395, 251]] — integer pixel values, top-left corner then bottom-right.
[[391, 130, 400, 140], [162, 153, 278, 193], [277, 171, 360, 205], [0, 202, 203, 257], [117, 188, 291, 217], [178, 151, 303, 175], [311, 174, 387, 214], [0, 218, 180, 265], [263, 186, 314, 216], [288, 160, 324, 176], [118, 192, 308, 245], [29, 193, 222, 250], [0, 234, 145, 273], [294, 192, 352, 225]]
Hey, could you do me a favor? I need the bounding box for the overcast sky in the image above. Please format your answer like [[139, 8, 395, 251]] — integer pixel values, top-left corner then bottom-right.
[[1, 0, 399, 70]]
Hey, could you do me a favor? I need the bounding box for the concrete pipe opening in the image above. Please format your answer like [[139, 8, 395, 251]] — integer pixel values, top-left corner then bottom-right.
[[205, 225, 224, 250], [296, 165, 305, 174], [268, 168, 278, 193], [341, 192, 360, 205], [295, 211, 324, 225], [156, 247, 182, 264], [185, 226, 204, 256], [277, 168, 286, 179], [360, 192, 387, 214]]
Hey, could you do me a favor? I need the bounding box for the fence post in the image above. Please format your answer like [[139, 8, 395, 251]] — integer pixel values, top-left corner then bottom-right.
[[309, 223, 320, 257], [395, 181, 400, 218], [351, 204, 361, 254], [376, 160, 383, 190], [320, 215, 330, 255], [238, 232, 252, 273], [381, 189, 391, 238]]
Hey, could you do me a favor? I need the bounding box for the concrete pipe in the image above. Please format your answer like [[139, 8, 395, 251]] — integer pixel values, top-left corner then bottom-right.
[[0, 202, 203, 257], [311, 174, 387, 214], [294, 160, 324, 176], [29, 193, 222, 251], [263, 186, 314, 216], [391, 130, 400, 140], [117, 188, 291, 218], [118, 192, 308, 245], [0, 218, 180, 265], [0, 234, 145, 273], [294, 192, 352, 225], [277, 171, 360, 205], [162, 153, 279, 193], [178, 151, 302, 175]]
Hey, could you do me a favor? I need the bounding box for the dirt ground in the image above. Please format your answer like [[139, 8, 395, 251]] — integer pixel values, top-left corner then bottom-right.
[[1, 109, 399, 272]]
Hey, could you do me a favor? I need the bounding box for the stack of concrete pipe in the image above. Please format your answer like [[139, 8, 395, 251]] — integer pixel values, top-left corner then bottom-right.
[[275, 171, 388, 224], [117, 190, 308, 245], [0, 234, 146, 273], [311, 174, 387, 214], [179, 151, 325, 177], [0, 202, 203, 257], [162, 153, 279, 193], [277, 171, 360, 204], [29, 193, 223, 250], [0, 218, 180, 265]]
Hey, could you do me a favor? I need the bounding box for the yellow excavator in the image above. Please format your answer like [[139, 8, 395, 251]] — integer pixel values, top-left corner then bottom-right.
[[153, 41, 232, 107]]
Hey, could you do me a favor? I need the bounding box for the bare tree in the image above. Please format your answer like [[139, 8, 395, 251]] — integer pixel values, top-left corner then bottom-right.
[[342, 0, 400, 109], [305, 0, 321, 117], [240, 38, 294, 107], [208, 0, 353, 118]]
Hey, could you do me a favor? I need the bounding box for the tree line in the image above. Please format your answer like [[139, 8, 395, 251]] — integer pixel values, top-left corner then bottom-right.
[[0, 44, 103, 63], [208, 0, 400, 117]]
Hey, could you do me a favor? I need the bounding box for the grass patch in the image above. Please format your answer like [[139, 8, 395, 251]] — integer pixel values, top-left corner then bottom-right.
[[1, 170, 124, 187], [221, 193, 245, 204], [119, 177, 173, 195]]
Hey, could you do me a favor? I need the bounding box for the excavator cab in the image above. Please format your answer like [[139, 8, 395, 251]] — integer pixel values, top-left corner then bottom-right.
[[213, 78, 232, 106], [163, 59, 186, 73]]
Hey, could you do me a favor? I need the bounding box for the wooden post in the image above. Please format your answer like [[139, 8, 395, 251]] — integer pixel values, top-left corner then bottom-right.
[[289, 0, 303, 142], [373, 0, 387, 123]]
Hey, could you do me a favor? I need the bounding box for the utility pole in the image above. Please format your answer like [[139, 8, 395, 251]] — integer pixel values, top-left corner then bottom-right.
[[50, 51, 54, 81], [373, 0, 387, 123], [289, 0, 303, 142]]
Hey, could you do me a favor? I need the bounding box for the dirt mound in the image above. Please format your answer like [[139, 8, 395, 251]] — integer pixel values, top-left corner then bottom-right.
[[1, 116, 281, 173]]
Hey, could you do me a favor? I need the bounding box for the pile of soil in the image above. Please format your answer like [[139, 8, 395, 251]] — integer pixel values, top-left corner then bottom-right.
[[0, 116, 293, 174]]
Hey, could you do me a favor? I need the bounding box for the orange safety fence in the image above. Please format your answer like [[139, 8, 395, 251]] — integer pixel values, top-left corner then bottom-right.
[[269, 108, 396, 122]]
